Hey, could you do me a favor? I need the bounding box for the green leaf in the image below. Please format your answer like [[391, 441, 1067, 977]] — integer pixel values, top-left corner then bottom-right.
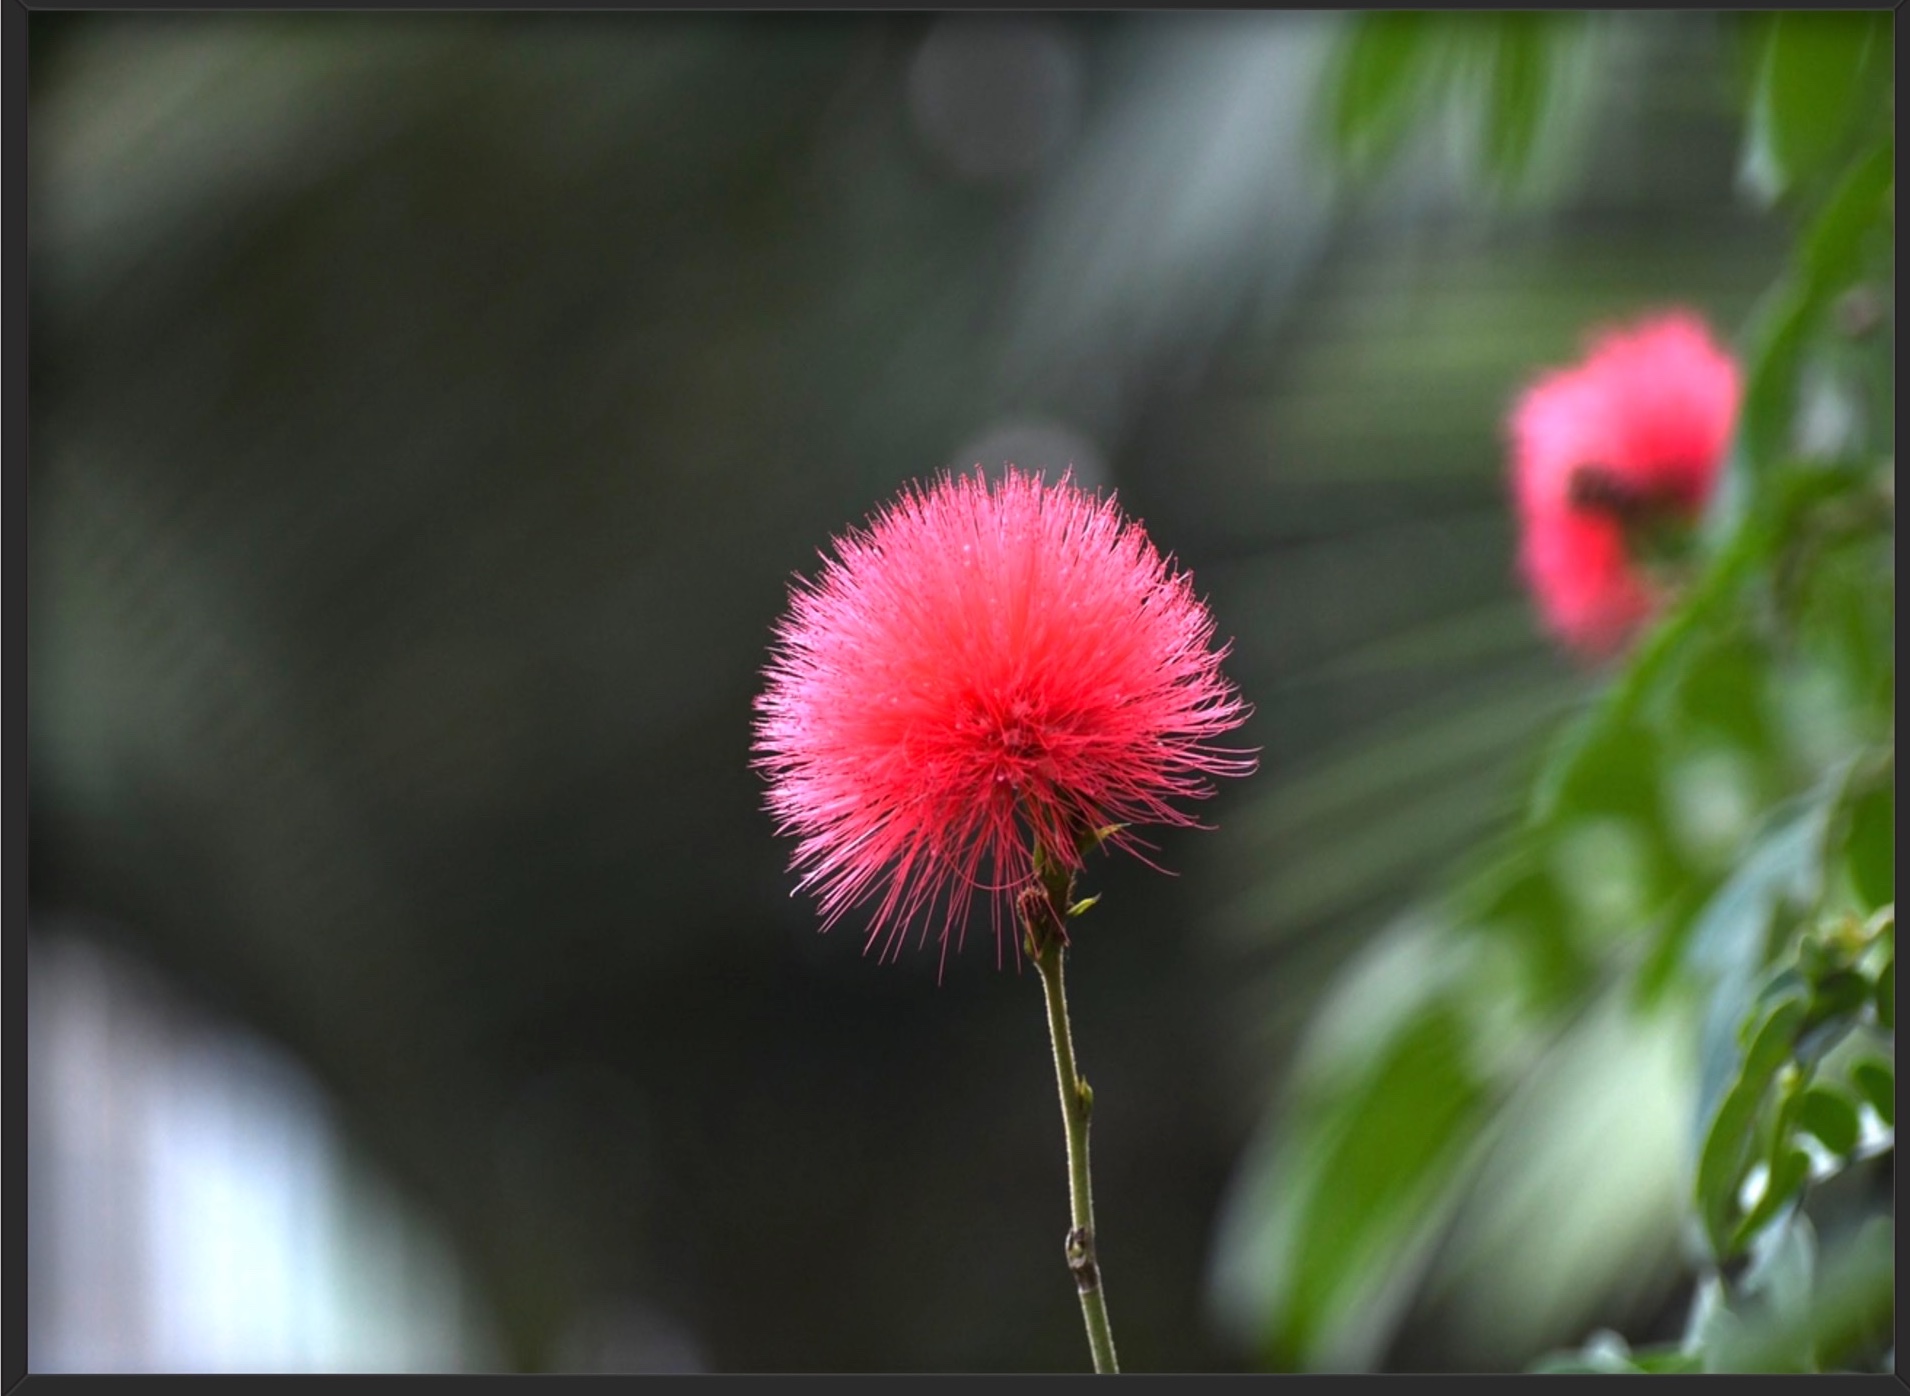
[[1637, 875, 1729, 1008], [1752, 966, 1809, 1020], [1708, 1214, 1893, 1372], [1844, 778, 1894, 912], [1740, 13, 1891, 203], [1873, 955, 1892, 1031], [1802, 969, 1870, 1046], [1669, 629, 1776, 758], [1739, 136, 1894, 471], [1729, 1145, 1810, 1255], [1532, 707, 1661, 828], [1531, 1331, 1700, 1374], [1457, 842, 1591, 1010], [1742, 1211, 1818, 1319], [1627, 1346, 1705, 1375], [1681, 1272, 1736, 1369], [1695, 995, 1805, 1256], [1787, 528, 1896, 728], [1849, 1057, 1893, 1128], [1808, 957, 1869, 1009], [1214, 1000, 1493, 1370], [1530, 721, 1680, 924], [1796, 905, 1881, 982], [1283, 1005, 1489, 1365], [1793, 1085, 1860, 1156], [1528, 1352, 1639, 1374], [1687, 1273, 1748, 1374], [1327, 13, 1448, 177], [1734, 1213, 1821, 1370], [1479, 15, 1552, 191], [1685, 796, 1831, 1121]]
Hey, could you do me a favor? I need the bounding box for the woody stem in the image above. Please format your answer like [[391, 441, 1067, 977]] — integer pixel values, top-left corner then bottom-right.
[[1024, 861, 1120, 1375]]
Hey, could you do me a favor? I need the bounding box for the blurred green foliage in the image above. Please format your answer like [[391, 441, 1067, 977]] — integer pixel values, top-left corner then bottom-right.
[[1326, 12, 1589, 197], [1211, 11, 1893, 1374]]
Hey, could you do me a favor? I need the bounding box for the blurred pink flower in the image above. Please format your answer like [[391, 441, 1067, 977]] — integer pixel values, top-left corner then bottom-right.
[[1509, 311, 1742, 656], [754, 467, 1254, 966]]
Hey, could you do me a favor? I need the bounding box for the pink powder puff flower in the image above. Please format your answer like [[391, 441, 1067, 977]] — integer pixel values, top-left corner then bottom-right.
[[753, 467, 1255, 967], [1509, 311, 1742, 657]]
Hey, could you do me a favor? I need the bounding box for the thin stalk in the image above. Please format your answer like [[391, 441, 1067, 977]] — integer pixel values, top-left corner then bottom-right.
[[1025, 895, 1120, 1374]]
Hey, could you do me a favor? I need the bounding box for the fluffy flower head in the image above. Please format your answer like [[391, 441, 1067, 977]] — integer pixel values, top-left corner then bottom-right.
[[753, 467, 1254, 965], [1509, 311, 1741, 655]]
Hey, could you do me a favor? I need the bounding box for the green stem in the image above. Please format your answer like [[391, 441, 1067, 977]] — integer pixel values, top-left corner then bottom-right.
[[1025, 889, 1120, 1374]]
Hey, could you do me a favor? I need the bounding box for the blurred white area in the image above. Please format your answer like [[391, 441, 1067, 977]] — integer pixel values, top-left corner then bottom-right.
[[996, 13, 1342, 441], [946, 417, 1110, 494], [1422, 987, 1697, 1362], [906, 16, 1085, 184], [28, 923, 499, 1373]]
